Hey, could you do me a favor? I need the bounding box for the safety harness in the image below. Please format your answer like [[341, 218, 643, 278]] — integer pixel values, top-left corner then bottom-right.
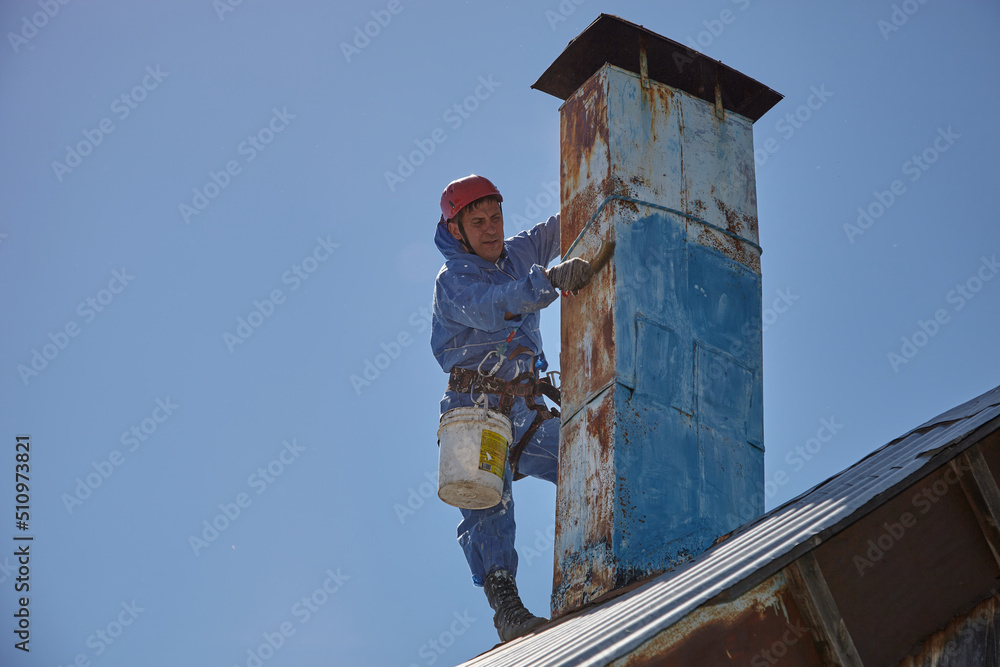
[[448, 362, 560, 481]]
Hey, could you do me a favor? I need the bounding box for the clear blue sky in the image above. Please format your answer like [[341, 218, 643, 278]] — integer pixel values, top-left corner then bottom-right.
[[2, 1, 998, 665]]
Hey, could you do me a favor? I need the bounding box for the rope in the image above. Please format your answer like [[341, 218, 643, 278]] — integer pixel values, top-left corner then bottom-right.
[[563, 194, 763, 260]]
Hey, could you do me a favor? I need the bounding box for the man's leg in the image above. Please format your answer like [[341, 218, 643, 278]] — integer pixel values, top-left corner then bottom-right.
[[456, 464, 516, 587], [457, 399, 558, 583], [455, 402, 554, 641], [512, 415, 559, 484]]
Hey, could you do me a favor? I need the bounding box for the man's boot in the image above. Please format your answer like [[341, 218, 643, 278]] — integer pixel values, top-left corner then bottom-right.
[[483, 569, 547, 642]]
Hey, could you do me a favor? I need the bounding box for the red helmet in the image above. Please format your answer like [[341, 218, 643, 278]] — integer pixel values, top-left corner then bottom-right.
[[440, 175, 502, 221]]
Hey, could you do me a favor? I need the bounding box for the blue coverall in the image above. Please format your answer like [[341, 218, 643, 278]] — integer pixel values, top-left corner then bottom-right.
[[431, 214, 561, 586]]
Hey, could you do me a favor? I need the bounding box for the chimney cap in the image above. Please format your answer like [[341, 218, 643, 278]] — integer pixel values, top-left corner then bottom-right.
[[532, 14, 782, 123]]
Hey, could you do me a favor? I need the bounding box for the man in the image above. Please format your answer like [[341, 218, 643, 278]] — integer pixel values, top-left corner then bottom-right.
[[430, 174, 593, 642]]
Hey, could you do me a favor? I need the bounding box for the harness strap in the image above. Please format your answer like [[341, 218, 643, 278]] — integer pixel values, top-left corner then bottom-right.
[[447, 366, 561, 479], [509, 381, 560, 480]]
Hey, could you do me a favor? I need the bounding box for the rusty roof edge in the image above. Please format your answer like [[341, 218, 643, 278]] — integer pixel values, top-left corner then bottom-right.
[[529, 12, 612, 93], [530, 13, 783, 122], [765, 390, 1000, 531], [461, 502, 845, 666], [712, 383, 1000, 549], [574, 409, 1000, 663], [714, 405, 1000, 566], [712, 409, 1000, 604], [913, 383, 1000, 433], [457, 386, 1000, 667]]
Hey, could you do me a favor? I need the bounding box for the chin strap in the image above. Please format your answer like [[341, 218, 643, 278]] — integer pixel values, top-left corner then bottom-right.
[[441, 214, 476, 256], [444, 201, 503, 259], [456, 218, 477, 256]]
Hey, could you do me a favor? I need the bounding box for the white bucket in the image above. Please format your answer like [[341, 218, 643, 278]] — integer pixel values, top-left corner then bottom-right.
[[437, 407, 512, 510]]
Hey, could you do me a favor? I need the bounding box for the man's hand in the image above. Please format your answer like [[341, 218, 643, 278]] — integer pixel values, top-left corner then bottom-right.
[[546, 257, 594, 293]]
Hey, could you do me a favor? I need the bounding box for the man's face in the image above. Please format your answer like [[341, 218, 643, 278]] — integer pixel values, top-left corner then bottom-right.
[[448, 199, 505, 263]]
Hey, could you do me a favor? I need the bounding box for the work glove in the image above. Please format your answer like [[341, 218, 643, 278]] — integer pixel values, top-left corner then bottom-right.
[[546, 257, 594, 293]]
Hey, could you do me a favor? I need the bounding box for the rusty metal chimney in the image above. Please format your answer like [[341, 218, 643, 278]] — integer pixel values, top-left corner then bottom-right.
[[532, 14, 782, 617]]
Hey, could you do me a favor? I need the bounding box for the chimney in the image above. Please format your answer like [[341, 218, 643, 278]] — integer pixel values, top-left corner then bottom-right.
[[532, 15, 782, 617]]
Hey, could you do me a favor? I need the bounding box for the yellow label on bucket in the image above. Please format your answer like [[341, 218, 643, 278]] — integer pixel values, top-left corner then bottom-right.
[[479, 430, 508, 480]]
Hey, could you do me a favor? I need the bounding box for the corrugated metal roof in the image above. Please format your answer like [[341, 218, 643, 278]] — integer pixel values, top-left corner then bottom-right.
[[459, 384, 1000, 666]]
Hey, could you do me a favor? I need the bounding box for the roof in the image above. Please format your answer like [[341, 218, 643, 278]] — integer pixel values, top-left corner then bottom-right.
[[531, 14, 782, 122], [459, 383, 1000, 666]]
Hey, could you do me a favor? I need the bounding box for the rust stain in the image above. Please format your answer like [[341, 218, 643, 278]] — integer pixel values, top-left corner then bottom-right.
[[701, 196, 759, 273], [611, 574, 825, 667], [559, 181, 603, 257], [713, 197, 742, 236], [554, 389, 619, 617], [608, 174, 639, 209], [599, 299, 615, 353], [691, 225, 761, 274], [560, 184, 618, 419], [896, 594, 1000, 667], [582, 395, 615, 545], [713, 197, 759, 241], [561, 70, 610, 247], [551, 538, 617, 618], [809, 460, 1000, 667], [643, 80, 674, 145]]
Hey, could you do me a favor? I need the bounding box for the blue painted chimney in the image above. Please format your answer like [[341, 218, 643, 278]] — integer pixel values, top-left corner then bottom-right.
[[532, 14, 782, 617]]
